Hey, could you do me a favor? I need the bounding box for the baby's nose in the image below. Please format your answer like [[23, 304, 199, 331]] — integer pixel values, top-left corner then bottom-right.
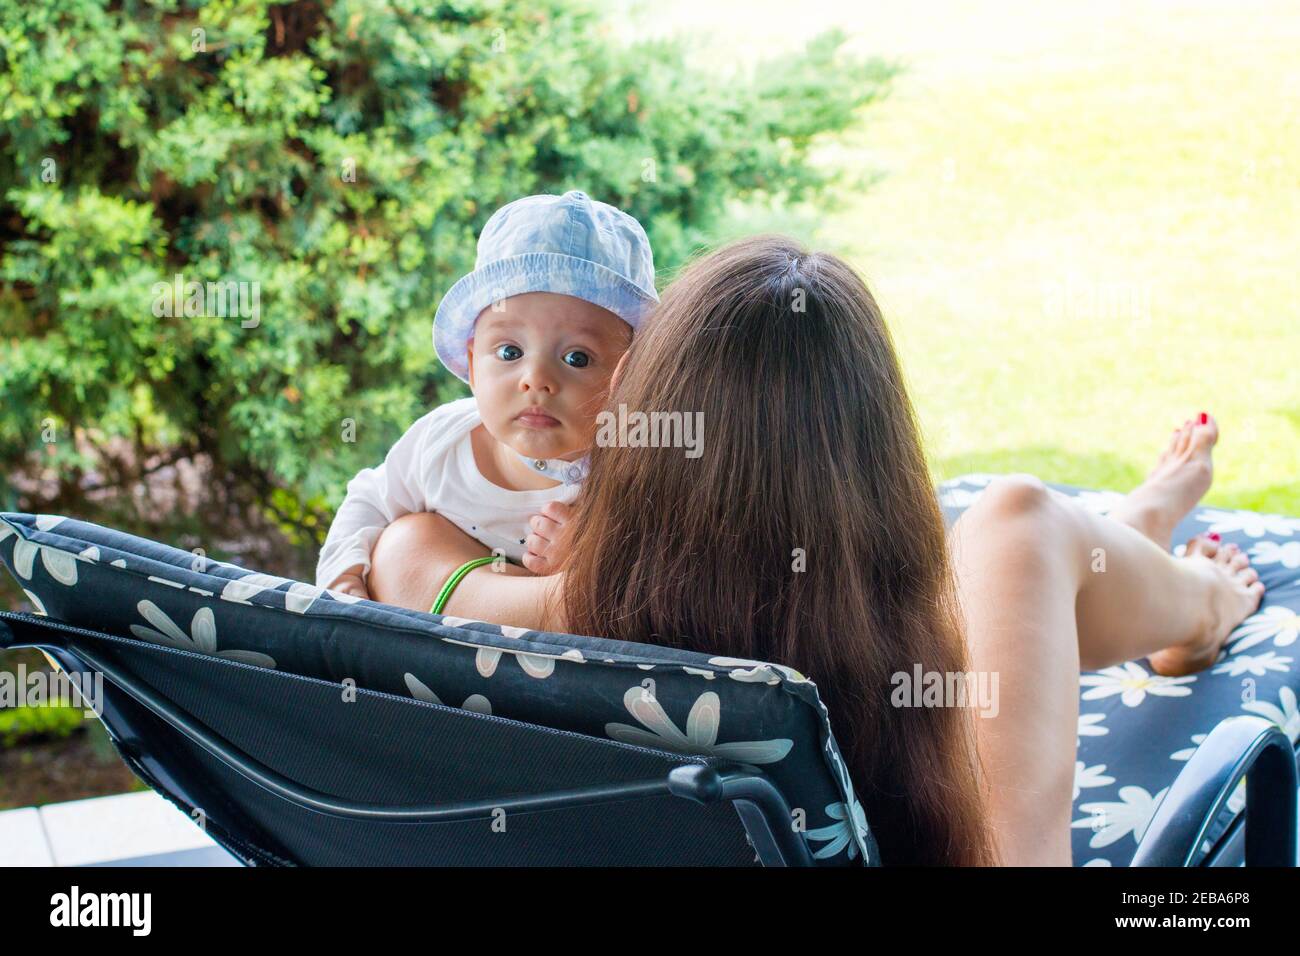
[[518, 360, 558, 392]]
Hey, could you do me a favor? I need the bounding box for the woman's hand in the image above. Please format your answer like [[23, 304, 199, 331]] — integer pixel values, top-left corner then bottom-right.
[[522, 500, 574, 575]]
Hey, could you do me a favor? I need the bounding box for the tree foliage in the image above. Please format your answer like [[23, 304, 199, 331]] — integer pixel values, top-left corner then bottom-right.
[[0, 0, 894, 577]]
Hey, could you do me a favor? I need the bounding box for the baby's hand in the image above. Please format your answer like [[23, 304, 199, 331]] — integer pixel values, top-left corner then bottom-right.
[[327, 570, 371, 601], [522, 500, 574, 576]]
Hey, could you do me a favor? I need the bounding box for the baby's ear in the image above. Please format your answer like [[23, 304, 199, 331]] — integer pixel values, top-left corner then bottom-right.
[[465, 338, 475, 387]]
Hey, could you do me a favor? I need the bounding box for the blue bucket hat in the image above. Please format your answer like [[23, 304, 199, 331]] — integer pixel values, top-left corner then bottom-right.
[[433, 190, 659, 383]]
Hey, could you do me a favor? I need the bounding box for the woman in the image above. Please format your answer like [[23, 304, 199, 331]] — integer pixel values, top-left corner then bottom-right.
[[366, 236, 1263, 866]]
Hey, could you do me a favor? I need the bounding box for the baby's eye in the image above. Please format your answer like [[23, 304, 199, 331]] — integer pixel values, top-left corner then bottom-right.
[[563, 349, 590, 368], [495, 344, 522, 361]]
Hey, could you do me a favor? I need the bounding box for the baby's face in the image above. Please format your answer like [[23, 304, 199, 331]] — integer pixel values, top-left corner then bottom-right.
[[467, 292, 633, 461]]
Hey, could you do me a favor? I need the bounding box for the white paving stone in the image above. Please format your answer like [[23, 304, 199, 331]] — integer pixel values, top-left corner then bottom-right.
[[38, 790, 217, 866], [0, 806, 55, 865]]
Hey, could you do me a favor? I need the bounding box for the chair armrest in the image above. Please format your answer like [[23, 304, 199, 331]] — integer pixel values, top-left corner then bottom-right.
[[668, 764, 816, 866], [1131, 715, 1297, 866]]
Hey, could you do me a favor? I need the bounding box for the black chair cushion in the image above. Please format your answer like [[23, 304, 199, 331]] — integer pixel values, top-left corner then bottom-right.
[[1, 511, 874, 866]]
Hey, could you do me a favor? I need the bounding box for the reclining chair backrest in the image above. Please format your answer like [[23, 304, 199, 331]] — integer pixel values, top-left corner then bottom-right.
[[0, 512, 875, 866]]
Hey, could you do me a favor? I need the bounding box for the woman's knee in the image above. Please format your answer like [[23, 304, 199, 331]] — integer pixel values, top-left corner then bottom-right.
[[980, 474, 1051, 515], [957, 474, 1079, 550]]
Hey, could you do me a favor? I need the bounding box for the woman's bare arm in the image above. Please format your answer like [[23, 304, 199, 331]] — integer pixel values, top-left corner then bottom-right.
[[367, 511, 565, 632]]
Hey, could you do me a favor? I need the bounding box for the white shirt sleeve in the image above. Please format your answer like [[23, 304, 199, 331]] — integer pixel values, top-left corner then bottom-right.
[[314, 409, 445, 588]]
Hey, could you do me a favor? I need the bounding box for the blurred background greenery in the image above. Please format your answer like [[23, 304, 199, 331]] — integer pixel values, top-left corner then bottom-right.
[[647, 0, 1300, 517], [1, 0, 1298, 807]]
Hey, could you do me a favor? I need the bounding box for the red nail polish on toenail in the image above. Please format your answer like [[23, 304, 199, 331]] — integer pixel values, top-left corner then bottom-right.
[[1208, 532, 1221, 541], [1199, 412, 1208, 425]]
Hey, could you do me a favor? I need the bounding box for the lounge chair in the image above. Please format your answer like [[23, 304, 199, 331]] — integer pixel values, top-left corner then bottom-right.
[[1, 475, 1296, 866]]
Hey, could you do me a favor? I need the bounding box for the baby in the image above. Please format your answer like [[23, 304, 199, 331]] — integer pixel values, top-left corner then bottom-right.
[[315, 190, 657, 599]]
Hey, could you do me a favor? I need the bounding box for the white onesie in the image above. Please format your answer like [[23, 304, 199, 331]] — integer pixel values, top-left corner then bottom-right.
[[314, 397, 579, 589]]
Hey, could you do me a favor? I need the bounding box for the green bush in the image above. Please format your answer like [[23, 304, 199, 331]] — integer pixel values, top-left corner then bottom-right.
[[0, 704, 85, 748], [0, 0, 893, 567]]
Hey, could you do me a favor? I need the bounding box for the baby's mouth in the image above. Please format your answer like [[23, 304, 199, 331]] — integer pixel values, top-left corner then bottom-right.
[[515, 407, 561, 428]]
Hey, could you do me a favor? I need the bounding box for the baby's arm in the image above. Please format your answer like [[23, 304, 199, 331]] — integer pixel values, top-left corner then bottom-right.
[[315, 412, 438, 595], [327, 567, 370, 599]]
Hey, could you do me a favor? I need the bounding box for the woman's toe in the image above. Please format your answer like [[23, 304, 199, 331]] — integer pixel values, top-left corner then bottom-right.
[[1162, 424, 1184, 460], [1238, 566, 1260, 585], [1188, 412, 1219, 450], [1229, 552, 1250, 571]]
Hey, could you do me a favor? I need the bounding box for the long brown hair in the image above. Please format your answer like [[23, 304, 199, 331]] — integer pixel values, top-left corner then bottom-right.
[[560, 235, 997, 865]]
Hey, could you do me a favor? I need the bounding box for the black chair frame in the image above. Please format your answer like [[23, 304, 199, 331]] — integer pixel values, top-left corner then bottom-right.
[[3, 609, 1295, 866]]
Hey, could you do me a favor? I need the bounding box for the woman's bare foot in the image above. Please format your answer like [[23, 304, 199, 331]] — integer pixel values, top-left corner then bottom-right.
[[1109, 412, 1218, 551], [1147, 534, 1265, 676]]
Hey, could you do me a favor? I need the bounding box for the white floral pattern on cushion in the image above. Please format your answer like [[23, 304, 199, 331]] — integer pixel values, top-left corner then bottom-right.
[[1228, 605, 1300, 653], [129, 600, 277, 669], [1071, 785, 1169, 849], [806, 799, 869, 860], [1079, 662, 1195, 707], [606, 687, 793, 764], [404, 672, 492, 715], [1193, 508, 1300, 538], [1248, 540, 1300, 570]]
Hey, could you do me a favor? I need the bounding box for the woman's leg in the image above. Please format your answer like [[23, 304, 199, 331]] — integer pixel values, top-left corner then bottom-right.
[[950, 419, 1263, 865]]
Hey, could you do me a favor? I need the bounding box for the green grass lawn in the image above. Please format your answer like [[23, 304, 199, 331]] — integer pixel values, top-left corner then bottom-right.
[[652, 0, 1300, 515]]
